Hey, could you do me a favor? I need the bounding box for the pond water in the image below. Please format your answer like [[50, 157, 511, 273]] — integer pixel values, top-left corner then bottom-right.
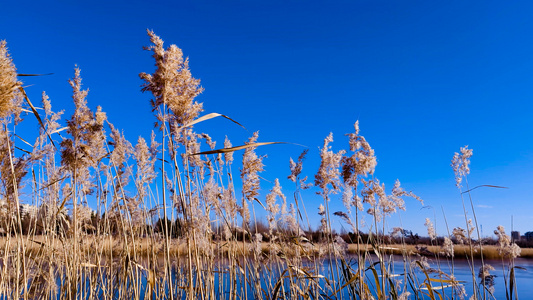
[[209, 255, 533, 299], [306, 255, 533, 299], [425, 257, 533, 299], [23, 254, 533, 299], [178, 255, 533, 299]]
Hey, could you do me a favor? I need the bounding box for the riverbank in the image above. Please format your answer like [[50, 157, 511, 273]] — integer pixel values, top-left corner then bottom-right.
[[346, 243, 533, 259], [3, 236, 532, 260]]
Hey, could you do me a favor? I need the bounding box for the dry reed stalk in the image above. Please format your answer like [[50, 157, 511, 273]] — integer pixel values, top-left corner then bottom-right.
[[0, 32, 527, 300]]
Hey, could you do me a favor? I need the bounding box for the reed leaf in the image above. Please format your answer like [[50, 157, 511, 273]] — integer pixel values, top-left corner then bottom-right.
[[331, 272, 360, 296], [17, 73, 54, 77], [461, 184, 508, 194], [178, 112, 246, 130], [271, 269, 289, 300], [368, 264, 383, 300], [14, 134, 33, 148], [50, 126, 68, 135], [18, 86, 56, 149], [416, 261, 436, 300], [190, 142, 287, 156]]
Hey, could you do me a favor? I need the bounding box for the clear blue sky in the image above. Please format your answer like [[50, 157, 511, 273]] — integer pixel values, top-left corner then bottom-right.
[[2, 1, 533, 237]]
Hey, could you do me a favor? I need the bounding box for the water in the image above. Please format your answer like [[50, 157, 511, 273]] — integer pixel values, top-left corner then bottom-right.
[[433, 257, 533, 299], [312, 255, 533, 299], [178, 255, 533, 299], [15, 255, 533, 299]]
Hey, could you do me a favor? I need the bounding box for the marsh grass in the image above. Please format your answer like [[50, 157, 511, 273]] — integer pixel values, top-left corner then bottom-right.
[[0, 32, 525, 299]]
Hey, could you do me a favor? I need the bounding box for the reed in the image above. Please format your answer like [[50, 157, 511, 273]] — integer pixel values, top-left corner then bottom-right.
[[0, 32, 525, 299]]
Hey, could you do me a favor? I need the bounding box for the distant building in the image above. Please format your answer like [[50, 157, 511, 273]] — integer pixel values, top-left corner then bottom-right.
[[511, 231, 520, 241]]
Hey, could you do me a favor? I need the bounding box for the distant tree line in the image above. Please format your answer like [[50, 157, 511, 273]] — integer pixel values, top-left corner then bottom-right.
[[7, 210, 533, 249]]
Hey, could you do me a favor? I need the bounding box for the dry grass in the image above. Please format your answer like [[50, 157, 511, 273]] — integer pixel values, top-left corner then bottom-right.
[[0, 32, 525, 299], [11, 236, 533, 260], [346, 243, 533, 259]]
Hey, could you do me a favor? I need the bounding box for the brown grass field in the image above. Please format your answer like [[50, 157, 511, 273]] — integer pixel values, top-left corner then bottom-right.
[[6, 236, 532, 260]]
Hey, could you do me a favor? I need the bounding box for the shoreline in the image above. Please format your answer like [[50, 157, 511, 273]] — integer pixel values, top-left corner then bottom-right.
[[3, 236, 532, 260]]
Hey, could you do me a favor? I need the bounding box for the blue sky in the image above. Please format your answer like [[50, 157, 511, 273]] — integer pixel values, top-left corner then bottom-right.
[[2, 1, 533, 237]]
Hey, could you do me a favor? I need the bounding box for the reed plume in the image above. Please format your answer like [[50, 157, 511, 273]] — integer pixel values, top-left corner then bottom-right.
[[0, 41, 23, 120]]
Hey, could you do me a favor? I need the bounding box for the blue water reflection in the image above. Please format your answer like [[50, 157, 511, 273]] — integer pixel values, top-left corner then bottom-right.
[[40, 255, 533, 299]]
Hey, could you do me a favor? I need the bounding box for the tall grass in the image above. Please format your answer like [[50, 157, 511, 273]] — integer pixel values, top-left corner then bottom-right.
[[0, 31, 524, 299]]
